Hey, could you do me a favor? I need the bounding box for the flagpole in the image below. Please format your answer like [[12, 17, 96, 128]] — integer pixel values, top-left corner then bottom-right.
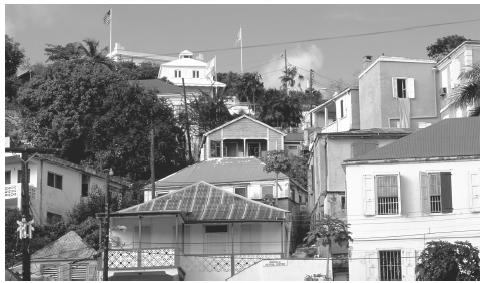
[[240, 26, 243, 73], [109, 9, 112, 54], [214, 56, 217, 97]]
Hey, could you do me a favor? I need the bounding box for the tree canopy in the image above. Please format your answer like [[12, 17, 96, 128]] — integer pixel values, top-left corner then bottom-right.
[[426, 35, 468, 61], [5, 35, 25, 101], [257, 89, 303, 129], [189, 92, 234, 134], [416, 240, 479, 281]]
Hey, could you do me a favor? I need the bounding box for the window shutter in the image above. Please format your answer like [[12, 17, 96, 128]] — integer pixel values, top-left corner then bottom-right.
[[440, 172, 453, 213], [419, 172, 430, 215], [401, 249, 415, 281], [87, 264, 97, 281], [363, 175, 375, 216], [392, 78, 398, 98], [365, 251, 378, 280], [406, 78, 415, 98], [59, 264, 70, 281], [470, 171, 480, 212], [397, 173, 402, 215]]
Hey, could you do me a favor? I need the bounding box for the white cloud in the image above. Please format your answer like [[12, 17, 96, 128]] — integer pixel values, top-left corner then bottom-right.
[[259, 44, 324, 91]]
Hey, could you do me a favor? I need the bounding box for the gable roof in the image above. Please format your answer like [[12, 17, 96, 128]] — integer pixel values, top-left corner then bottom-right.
[[436, 40, 480, 67], [148, 157, 289, 190], [345, 117, 479, 163], [31, 231, 97, 261], [119, 181, 288, 222], [132, 79, 183, 94], [306, 87, 357, 115], [203, 115, 286, 137]]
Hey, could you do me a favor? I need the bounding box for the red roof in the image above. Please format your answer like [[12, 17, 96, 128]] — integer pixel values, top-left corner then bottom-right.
[[119, 181, 288, 222], [345, 118, 479, 162]]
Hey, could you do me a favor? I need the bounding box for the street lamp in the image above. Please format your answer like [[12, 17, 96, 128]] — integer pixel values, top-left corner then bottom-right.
[[103, 168, 114, 281]]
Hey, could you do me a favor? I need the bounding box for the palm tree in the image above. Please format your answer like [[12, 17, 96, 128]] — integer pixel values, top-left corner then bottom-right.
[[305, 215, 353, 280], [78, 39, 113, 68], [448, 63, 480, 116]]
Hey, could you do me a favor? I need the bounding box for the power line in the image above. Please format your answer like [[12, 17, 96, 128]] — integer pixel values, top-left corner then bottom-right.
[[156, 18, 479, 57]]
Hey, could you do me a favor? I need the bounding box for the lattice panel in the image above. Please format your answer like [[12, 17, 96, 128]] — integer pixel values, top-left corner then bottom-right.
[[141, 248, 175, 267], [182, 256, 231, 272], [234, 254, 281, 273], [5, 184, 19, 198], [108, 250, 137, 269]]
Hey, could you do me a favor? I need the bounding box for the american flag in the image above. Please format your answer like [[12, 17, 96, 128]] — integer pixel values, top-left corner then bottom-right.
[[103, 9, 111, 25]]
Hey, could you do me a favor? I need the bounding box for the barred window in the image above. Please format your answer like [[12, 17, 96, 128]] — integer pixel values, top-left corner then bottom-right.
[[429, 173, 442, 213], [379, 250, 402, 281], [376, 175, 398, 215]]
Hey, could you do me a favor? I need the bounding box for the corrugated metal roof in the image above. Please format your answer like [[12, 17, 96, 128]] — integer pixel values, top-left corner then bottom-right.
[[152, 157, 288, 190], [133, 79, 183, 94], [323, 128, 412, 137], [31, 231, 96, 260], [119, 181, 288, 221], [346, 118, 480, 162]]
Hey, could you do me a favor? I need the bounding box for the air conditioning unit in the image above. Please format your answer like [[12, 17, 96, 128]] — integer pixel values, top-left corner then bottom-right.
[[440, 87, 447, 97]]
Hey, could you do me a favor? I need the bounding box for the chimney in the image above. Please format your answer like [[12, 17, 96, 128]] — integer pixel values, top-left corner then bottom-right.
[[362, 55, 373, 70]]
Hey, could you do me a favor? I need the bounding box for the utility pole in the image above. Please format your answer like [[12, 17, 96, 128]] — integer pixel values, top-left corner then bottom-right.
[[5, 147, 60, 281], [182, 78, 193, 162], [150, 125, 156, 200], [102, 168, 113, 281], [284, 49, 288, 95], [309, 69, 314, 93]]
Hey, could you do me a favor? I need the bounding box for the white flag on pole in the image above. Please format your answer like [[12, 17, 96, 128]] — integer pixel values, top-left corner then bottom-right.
[[235, 27, 242, 44], [206, 56, 216, 80]]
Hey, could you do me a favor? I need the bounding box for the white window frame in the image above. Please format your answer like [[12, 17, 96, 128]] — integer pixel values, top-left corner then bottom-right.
[[363, 173, 401, 216], [392, 77, 415, 99]]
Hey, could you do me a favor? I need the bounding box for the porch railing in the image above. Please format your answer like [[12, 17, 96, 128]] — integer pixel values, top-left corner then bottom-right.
[[108, 248, 176, 270]]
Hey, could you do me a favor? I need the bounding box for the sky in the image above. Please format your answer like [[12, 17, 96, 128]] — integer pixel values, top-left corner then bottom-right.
[[5, 4, 480, 90]]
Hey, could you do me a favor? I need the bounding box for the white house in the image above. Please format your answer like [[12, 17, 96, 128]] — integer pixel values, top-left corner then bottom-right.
[[343, 117, 479, 281], [158, 50, 225, 94], [104, 181, 290, 281], [434, 40, 480, 119], [5, 154, 131, 225], [107, 42, 176, 65]]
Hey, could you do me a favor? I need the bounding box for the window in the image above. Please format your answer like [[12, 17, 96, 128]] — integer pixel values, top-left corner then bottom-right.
[[341, 195, 346, 210], [379, 250, 402, 281], [376, 175, 399, 215], [340, 99, 345, 118], [234, 186, 247, 197], [81, 174, 89, 197], [5, 171, 11, 184], [17, 169, 30, 183], [389, 119, 400, 128], [174, 70, 181, 78], [247, 142, 261, 157], [47, 212, 62, 225], [70, 263, 88, 281], [261, 185, 273, 198], [210, 140, 221, 157], [421, 172, 453, 214], [47, 172, 63, 190], [205, 225, 228, 233], [204, 225, 229, 254], [392, 77, 415, 99], [40, 264, 58, 280], [192, 70, 199, 78], [290, 189, 295, 200]]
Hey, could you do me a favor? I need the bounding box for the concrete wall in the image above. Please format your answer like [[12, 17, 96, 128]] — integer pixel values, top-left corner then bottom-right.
[[346, 159, 480, 281], [359, 63, 382, 129]]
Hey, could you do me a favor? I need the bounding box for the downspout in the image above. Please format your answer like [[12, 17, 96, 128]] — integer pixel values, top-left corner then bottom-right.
[[39, 159, 43, 225], [323, 136, 329, 215]]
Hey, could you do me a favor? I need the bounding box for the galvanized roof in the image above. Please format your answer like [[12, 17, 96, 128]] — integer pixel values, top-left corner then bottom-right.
[[345, 117, 479, 162], [119, 181, 288, 222], [31, 231, 97, 261], [150, 157, 288, 190]]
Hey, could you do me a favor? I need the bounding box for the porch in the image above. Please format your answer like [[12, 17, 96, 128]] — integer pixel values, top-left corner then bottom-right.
[[209, 139, 268, 158]]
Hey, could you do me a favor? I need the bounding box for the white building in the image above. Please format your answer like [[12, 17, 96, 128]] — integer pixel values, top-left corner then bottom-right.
[[5, 154, 131, 225], [435, 40, 480, 119], [158, 50, 225, 94], [107, 42, 176, 65], [343, 117, 479, 281]]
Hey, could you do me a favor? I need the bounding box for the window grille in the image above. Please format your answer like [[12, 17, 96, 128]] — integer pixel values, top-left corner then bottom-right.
[[376, 175, 398, 215], [429, 173, 442, 213], [379, 250, 402, 281]]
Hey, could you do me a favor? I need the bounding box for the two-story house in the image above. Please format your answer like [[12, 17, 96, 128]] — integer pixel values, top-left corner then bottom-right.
[[343, 117, 479, 281], [434, 40, 480, 119], [358, 56, 440, 129], [5, 154, 130, 225]]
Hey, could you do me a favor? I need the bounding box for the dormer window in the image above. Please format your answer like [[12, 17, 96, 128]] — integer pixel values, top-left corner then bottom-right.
[[192, 70, 199, 78], [174, 70, 181, 78]]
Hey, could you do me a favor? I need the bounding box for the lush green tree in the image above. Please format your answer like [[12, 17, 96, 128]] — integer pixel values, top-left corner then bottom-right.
[[257, 88, 302, 129], [115, 61, 160, 80], [305, 215, 353, 280], [280, 65, 303, 90], [416, 240, 480, 281], [44, 42, 83, 61], [5, 35, 25, 101], [448, 63, 480, 116], [189, 92, 234, 134], [426, 35, 468, 61], [217, 71, 264, 105], [18, 59, 186, 181], [263, 150, 292, 207]]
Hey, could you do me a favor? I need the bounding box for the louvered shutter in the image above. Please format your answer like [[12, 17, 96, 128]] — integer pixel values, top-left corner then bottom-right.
[[440, 172, 453, 213], [470, 171, 480, 212], [401, 249, 415, 281], [87, 264, 97, 281], [420, 172, 430, 215], [59, 263, 70, 281], [70, 263, 88, 281], [363, 175, 375, 216], [406, 78, 415, 98], [397, 173, 402, 215], [392, 78, 398, 98], [40, 264, 59, 280], [365, 251, 378, 281]]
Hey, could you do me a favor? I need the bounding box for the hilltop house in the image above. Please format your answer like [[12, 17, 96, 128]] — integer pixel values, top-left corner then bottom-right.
[[5, 154, 130, 225], [12, 231, 98, 281], [103, 181, 290, 281], [434, 40, 480, 119], [107, 42, 176, 65], [344, 118, 479, 281]]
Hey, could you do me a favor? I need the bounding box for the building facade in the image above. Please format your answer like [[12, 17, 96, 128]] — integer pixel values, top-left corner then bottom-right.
[[434, 40, 480, 119], [107, 42, 176, 65], [344, 118, 479, 281]]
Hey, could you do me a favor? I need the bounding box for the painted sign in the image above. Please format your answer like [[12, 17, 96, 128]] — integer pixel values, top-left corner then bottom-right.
[[262, 260, 288, 267]]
